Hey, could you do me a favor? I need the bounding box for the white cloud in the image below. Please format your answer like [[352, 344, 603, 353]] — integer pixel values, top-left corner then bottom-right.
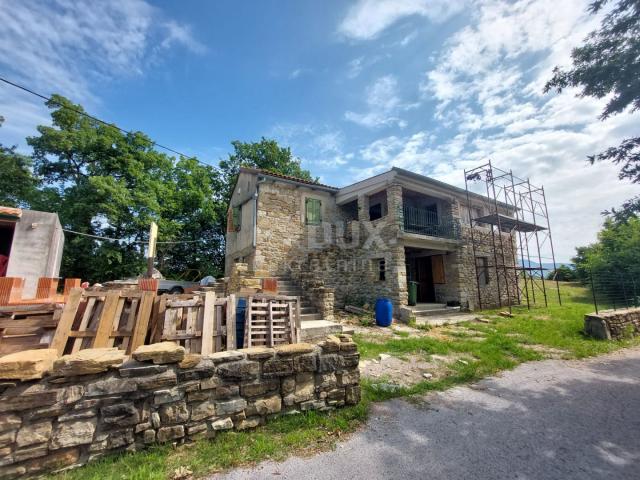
[[345, 75, 415, 128], [0, 0, 204, 145], [339, 0, 467, 40]]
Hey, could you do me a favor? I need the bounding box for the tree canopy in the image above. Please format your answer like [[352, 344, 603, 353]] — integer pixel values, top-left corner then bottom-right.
[[3, 97, 311, 283], [545, 0, 640, 218]]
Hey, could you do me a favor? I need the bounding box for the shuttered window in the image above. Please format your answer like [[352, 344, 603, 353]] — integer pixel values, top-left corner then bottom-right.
[[305, 198, 322, 225], [432, 255, 446, 284]]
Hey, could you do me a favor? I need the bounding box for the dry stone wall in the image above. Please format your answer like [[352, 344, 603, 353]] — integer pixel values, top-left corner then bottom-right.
[[0, 337, 360, 478], [584, 308, 640, 340]]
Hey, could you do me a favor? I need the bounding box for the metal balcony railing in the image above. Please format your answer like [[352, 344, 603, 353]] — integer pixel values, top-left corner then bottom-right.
[[402, 205, 461, 240]]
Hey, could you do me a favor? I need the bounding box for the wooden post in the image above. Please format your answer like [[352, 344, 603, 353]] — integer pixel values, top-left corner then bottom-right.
[[226, 294, 236, 351], [200, 291, 216, 354], [50, 288, 83, 354], [146, 221, 158, 278]]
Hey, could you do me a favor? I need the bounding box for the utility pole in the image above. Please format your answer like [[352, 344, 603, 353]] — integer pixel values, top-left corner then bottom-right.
[[146, 222, 158, 278]]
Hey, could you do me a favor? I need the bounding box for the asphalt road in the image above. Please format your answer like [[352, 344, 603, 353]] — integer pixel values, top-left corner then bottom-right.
[[212, 347, 640, 480]]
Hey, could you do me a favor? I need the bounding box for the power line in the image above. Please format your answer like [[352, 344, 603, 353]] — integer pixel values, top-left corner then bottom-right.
[[62, 228, 203, 245], [0, 75, 213, 167]]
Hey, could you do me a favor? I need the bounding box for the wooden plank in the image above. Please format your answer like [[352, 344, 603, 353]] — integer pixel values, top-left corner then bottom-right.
[[245, 296, 253, 348], [226, 294, 236, 351], [129, 291, 155, 353], [166, 299, 200, 308], [151, 295, 167, 343], [50, 288, 83, 355], [185, 306, 197, 352], [93, 291, 121, 348], [215, 304, 223, 352], [107, 297, 126, 347], [0, 318, 58, 329], [200, 291, 216, 354], [120, 297, 139, 351]]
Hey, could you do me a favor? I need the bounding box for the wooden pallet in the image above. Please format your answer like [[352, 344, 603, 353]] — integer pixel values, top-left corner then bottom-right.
[[152, 292, 236, 354], [50, 288, 154, 355], [244, 295, 300, 348], [0, 303, 63, 355]]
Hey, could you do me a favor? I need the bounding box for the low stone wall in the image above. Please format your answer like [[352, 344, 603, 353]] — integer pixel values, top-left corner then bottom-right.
[[584, 308, 640, 340], [0, 337, 360, 478]]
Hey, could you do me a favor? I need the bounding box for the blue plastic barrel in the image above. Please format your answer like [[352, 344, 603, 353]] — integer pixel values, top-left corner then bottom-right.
[[375, 298, 393, 327], [236, 298, 247, 349]]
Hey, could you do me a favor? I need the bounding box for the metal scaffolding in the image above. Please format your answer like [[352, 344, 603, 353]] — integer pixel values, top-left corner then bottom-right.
[[463, 160, 561, 311]]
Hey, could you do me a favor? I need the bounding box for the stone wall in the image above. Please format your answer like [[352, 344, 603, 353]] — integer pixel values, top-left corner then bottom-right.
[[0, 338, 360, 478], [584, 308, 640, 340]]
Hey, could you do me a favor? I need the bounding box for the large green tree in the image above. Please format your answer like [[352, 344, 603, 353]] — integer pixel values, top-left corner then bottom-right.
[[27, 95, 224, 283], [0, 116, 40, 208], [545, 0, 640, 219], [218, 137, 314, 206]]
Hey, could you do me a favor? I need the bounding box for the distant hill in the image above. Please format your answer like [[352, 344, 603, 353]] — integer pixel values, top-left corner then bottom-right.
[[518, 259, 572, 271]]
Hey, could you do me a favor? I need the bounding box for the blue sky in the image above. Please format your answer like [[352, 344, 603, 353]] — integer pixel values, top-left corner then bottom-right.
[[0, 0, 638, 261]]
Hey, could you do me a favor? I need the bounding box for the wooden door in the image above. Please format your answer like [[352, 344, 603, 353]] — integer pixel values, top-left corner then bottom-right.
[[416, 257, 435, 302]]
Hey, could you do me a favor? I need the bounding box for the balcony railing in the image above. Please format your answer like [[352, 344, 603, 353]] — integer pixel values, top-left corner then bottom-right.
[[402, 205, 461, 240]]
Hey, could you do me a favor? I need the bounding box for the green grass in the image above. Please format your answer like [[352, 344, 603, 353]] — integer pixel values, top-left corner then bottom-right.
[[52, 282, 639, 479]]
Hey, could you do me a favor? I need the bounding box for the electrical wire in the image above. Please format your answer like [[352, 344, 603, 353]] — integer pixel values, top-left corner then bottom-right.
[[62, 228, 203, 245], [0, 75, 213, 167]]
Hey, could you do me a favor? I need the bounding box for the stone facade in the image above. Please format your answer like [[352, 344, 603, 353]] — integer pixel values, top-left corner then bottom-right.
[[584, 308, 640, 340], [225, 168, 520, 314], [0, 338, 360, 478]]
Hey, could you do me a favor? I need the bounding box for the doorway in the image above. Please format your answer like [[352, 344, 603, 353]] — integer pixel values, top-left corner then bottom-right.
[[0, 221, 15, 277]]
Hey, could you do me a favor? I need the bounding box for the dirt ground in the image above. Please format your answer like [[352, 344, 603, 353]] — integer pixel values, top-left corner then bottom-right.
[[336, 310, 568, 387]]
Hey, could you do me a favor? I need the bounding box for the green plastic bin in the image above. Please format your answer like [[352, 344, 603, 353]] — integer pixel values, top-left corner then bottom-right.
[[408, 281, 418, 306]]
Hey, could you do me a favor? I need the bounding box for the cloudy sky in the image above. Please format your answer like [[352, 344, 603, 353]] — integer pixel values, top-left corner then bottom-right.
[[0, 0, 638, 261]]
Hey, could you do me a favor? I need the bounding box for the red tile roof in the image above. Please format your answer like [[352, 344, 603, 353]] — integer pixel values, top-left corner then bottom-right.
[[0, 206, 22, 219], [240, 167, 337, 190]]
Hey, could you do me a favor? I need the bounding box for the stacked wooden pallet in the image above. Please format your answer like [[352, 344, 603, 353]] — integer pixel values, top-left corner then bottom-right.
[[0, 303, 62, 355], [50, 288, 154, 355], [244, 295, 300, 347], [151, 292, 236, 354]]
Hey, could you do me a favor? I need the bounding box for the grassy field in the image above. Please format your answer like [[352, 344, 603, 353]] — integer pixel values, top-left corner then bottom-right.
[[53, 282, 639, 479]]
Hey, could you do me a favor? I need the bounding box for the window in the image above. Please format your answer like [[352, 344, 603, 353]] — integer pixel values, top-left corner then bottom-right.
[[477, 257, 490, 286], [369, 203, 382, 221], [305, 198, 322, 225], [376, 258, 386, 281], [232, 205, 242, 231]]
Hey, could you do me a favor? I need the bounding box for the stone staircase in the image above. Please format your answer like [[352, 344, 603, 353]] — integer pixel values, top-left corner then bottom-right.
[[273, 276, 342, 341]]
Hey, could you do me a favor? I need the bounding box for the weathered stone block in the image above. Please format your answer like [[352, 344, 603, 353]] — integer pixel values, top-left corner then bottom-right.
[[340, 354, 360, 369], [135, 370, 177, 390], [154, 387, 184, 405], [0, 349, 58, 380], [52, 348, 125, 376], [345, 385, 361, 405], [318, 354, 341, 373], [236, 417, 263, 430], [187, 390, 211, 403], [190, 400, 215, 421], [178, 354, 202, 369], [201, 376, 222, 390], [213, 384, 239, 400], [51, 418, 97, 449], [0, 430, 15, 449], [299, 400, 325, 411], [14, 444, 48, 462], [0, 385, 61, 413], [243, 347, 275, 360], [119, 361, 168, 378], [143, 429, 156, 444], [85, 376, 137, 397], [316, 372, 337, 389], [240, 379, 279, 397], [246, 394, 282, 416], [281, 376, 296, 395], [208, 351, 245, 364], [294, 354, 317, 372], [209, 417, 233, 431], [58, 409, 96, 422], [0, 415, 20, 433], [133, 342, 185, 364], [101, 403, 140, 426], [16, 420, 52, 447], [107, 429, 134, 449], [262, 358, 294, 377], [215, 398, 247, 415], [216, 361, 259, 380], [156, 425, 184, 443], [319, 336, 341, 353], [337, 370, 360, 387], [274, 343, 315, 356]]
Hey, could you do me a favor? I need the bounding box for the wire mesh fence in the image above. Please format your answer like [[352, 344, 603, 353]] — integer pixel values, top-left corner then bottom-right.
[[588, 270, 640, 314]]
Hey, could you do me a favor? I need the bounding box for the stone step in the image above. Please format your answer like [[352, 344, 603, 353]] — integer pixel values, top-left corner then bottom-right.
[[300, 320, 343, 342], [413, 307, 462, 318], [300, 312, 323, 321], [409, 303, 448, 312], [415, 312, 476, 327], [277, 289, 303, 296]]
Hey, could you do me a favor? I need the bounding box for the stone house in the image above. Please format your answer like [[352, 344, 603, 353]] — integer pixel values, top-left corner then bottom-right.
[[225, 167, 518, 319]]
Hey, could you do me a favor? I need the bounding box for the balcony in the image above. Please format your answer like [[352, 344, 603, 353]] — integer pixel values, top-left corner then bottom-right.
[[402, 205, 461, 240]]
